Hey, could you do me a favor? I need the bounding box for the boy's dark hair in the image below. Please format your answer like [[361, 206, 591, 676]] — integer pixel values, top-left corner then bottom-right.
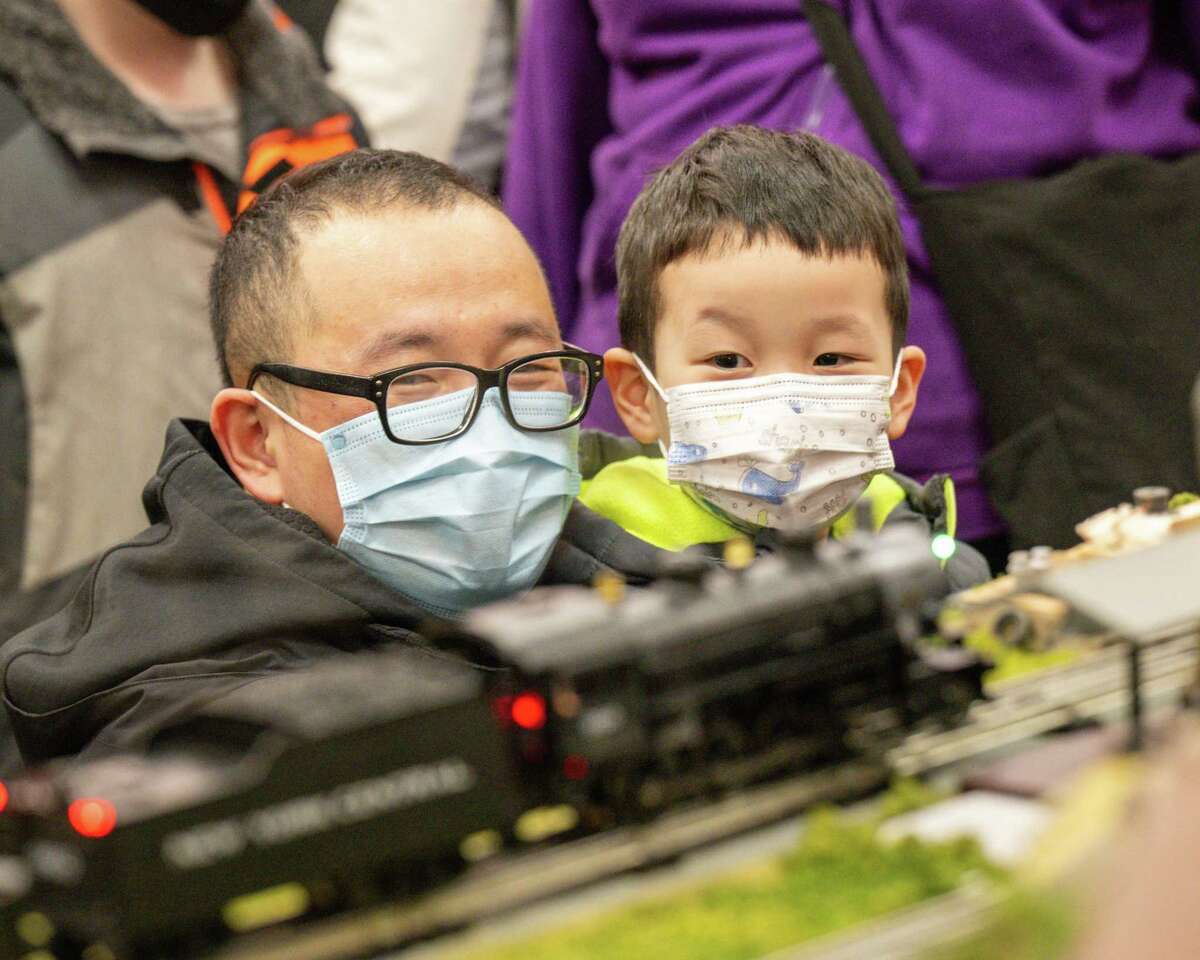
[[210, 148, 502, 388], [616, 126, 909, 364]]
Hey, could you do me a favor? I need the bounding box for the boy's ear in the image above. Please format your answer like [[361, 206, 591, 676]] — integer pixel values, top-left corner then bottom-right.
[[886, 345, 926, 441], [604, 347, 664, 445], [210, 388, 287, 504]]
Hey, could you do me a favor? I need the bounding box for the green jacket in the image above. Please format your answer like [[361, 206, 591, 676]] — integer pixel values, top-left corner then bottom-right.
[[578, 453, 990, 590]]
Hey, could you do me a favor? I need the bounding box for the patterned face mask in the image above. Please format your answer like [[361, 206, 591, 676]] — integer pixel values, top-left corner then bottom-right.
[[635, 356, 901, 532]]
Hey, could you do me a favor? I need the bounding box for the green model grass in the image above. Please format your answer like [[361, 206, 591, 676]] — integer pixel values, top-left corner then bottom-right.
[[447, 782, 1002, 960]]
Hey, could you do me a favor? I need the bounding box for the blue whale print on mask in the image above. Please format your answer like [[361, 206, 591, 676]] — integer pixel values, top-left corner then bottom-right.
[[738, 461, 803, 504], [669, 442, 709, 464]]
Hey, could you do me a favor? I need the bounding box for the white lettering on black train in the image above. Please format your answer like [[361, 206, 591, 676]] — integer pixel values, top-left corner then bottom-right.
[[160, 758, 476, 870]]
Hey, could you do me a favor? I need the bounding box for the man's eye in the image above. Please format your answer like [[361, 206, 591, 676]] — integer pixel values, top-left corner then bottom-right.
[[709, 353, 749, 370], [509, 361, 565, 389], [392, 372, 436, 387], [814, 353, 847, 367]]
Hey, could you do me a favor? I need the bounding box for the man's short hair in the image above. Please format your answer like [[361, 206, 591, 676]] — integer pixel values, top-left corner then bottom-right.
[[210, 148, 503, 387], [616, 125, 909, 364]]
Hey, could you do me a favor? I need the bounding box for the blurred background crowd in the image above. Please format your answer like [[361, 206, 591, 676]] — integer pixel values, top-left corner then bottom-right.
[[2, 0, 1198, 638]]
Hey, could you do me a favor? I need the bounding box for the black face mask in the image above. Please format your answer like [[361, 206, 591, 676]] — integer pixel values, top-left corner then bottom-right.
[[131, 0, 252, 36]]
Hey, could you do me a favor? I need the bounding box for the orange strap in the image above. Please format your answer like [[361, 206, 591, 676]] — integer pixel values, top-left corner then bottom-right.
[[195, 112, 359, 234], [236, 112, 357, 215], [193, 161, 233, 234]]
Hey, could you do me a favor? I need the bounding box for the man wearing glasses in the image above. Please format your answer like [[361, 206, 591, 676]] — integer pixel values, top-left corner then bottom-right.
[[0, 149, 663, 768]]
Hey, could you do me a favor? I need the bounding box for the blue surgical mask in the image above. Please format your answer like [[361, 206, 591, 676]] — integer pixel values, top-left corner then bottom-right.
[[255, 387, 581, 618]]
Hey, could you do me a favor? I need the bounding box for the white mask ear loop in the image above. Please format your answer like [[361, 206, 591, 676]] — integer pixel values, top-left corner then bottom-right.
[[252, 390, 323, 442], [631, 354, 672, 458], [888, 352, 904, 397], [632, 353, 670, 403]]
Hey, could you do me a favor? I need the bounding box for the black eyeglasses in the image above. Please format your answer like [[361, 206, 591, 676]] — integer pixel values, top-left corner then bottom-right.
[[247, 347, 604, 445]]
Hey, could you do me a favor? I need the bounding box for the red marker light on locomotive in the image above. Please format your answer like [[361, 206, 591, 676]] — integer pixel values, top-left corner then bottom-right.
[[0, 781, 7, 813], [510, 692, 547, 730], [68, 798, 117, 838]]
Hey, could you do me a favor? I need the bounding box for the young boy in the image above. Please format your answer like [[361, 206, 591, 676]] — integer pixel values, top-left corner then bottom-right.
[[580, 126, 989, 588]]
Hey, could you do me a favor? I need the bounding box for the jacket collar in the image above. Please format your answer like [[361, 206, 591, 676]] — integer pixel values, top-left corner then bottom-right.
[[159, 419, 668, 606], [148, 419, 427, 625]]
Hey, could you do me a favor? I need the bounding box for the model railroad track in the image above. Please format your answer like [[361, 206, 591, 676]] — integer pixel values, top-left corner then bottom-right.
[[211, 634, 1198, 960], [891, 632, 1199, 775]]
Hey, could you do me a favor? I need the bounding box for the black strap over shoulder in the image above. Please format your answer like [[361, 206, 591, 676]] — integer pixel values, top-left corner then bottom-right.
[[801, 0, 923, 196]]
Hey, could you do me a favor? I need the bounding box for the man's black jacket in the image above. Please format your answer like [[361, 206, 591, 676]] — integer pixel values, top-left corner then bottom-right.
[[0, 420, 667, 768]]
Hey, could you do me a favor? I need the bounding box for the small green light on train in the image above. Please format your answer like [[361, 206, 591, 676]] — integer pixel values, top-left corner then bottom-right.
[[931, 534, 956, 562]]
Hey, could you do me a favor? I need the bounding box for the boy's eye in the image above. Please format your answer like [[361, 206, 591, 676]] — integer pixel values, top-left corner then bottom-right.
[[709, 353, 750, 370], [814, 353, 849, 367]]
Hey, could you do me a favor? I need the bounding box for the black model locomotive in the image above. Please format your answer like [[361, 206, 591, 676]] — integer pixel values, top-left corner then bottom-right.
[[467, 525, 983, 822], [2, 524, 984, 959]]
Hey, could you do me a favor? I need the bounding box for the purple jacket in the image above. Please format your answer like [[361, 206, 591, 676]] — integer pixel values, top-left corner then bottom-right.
[[504, 0, 1200, 541]]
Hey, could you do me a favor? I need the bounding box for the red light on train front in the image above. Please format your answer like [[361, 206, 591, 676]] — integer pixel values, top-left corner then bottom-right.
[[0, 781, 7, 813], [67, 798, 117, 838], [510, 692, 547, 731]]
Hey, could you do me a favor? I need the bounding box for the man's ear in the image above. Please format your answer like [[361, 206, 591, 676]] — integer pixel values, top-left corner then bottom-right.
[[210, 388, 286, 503], [886, 345, 927, 441], [604, 347, 663, 445]]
